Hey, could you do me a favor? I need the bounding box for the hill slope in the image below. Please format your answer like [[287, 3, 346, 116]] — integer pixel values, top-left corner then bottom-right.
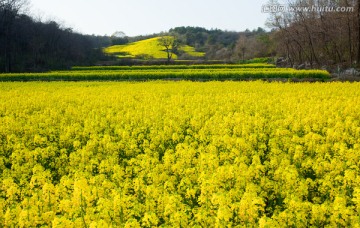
[[104, 37, 205, 59]]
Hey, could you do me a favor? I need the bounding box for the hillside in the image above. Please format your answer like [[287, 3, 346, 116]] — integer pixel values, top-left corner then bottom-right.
[[104, 37, 205, 59]]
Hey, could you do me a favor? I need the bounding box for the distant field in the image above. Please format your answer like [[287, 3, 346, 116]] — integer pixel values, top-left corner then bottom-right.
[[0, 64, 330, 81], [104, 37, 205, 59]]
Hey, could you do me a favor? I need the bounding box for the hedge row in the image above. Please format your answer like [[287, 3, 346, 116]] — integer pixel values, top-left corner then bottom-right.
[[70, 64, 276, 71], [0, 69, 330, 81]]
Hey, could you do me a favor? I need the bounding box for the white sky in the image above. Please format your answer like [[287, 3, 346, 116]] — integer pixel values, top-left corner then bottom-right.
[[29, 0, 270, 36]]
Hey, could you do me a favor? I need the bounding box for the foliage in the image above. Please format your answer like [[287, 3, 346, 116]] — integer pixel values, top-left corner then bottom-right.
[[158, 36, 180, 62], [170, 26, 241, 49], [0, 81, 360, 226]]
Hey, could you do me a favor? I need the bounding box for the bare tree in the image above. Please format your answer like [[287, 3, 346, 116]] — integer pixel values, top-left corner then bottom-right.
[[267, 0, 359, 68], [158, 35, 180, 63], [236, 35, 247, 61]]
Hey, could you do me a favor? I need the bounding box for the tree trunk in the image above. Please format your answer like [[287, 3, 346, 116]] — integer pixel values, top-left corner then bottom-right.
[[4, 29, 10, 73], [304, 23, 320, 67], [4, 42, 9, 73], [242, 48, 245, 62], [345, 0, 353, 66], [166, 47, 172, 64]]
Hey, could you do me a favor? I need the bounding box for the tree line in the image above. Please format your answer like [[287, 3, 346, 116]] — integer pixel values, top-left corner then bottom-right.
[[1, 0, 359, 72], [267, 0, 360, 69], [165, 27, 275, 62], [0, 0, 110, 73], [161, 0, 360, 69]]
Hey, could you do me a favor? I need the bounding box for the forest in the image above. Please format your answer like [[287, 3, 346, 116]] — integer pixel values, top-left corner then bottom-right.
[[0, 0, 110, 72]]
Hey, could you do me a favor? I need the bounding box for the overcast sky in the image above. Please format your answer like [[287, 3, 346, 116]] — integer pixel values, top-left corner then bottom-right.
[[30, 0, 270, 36]]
